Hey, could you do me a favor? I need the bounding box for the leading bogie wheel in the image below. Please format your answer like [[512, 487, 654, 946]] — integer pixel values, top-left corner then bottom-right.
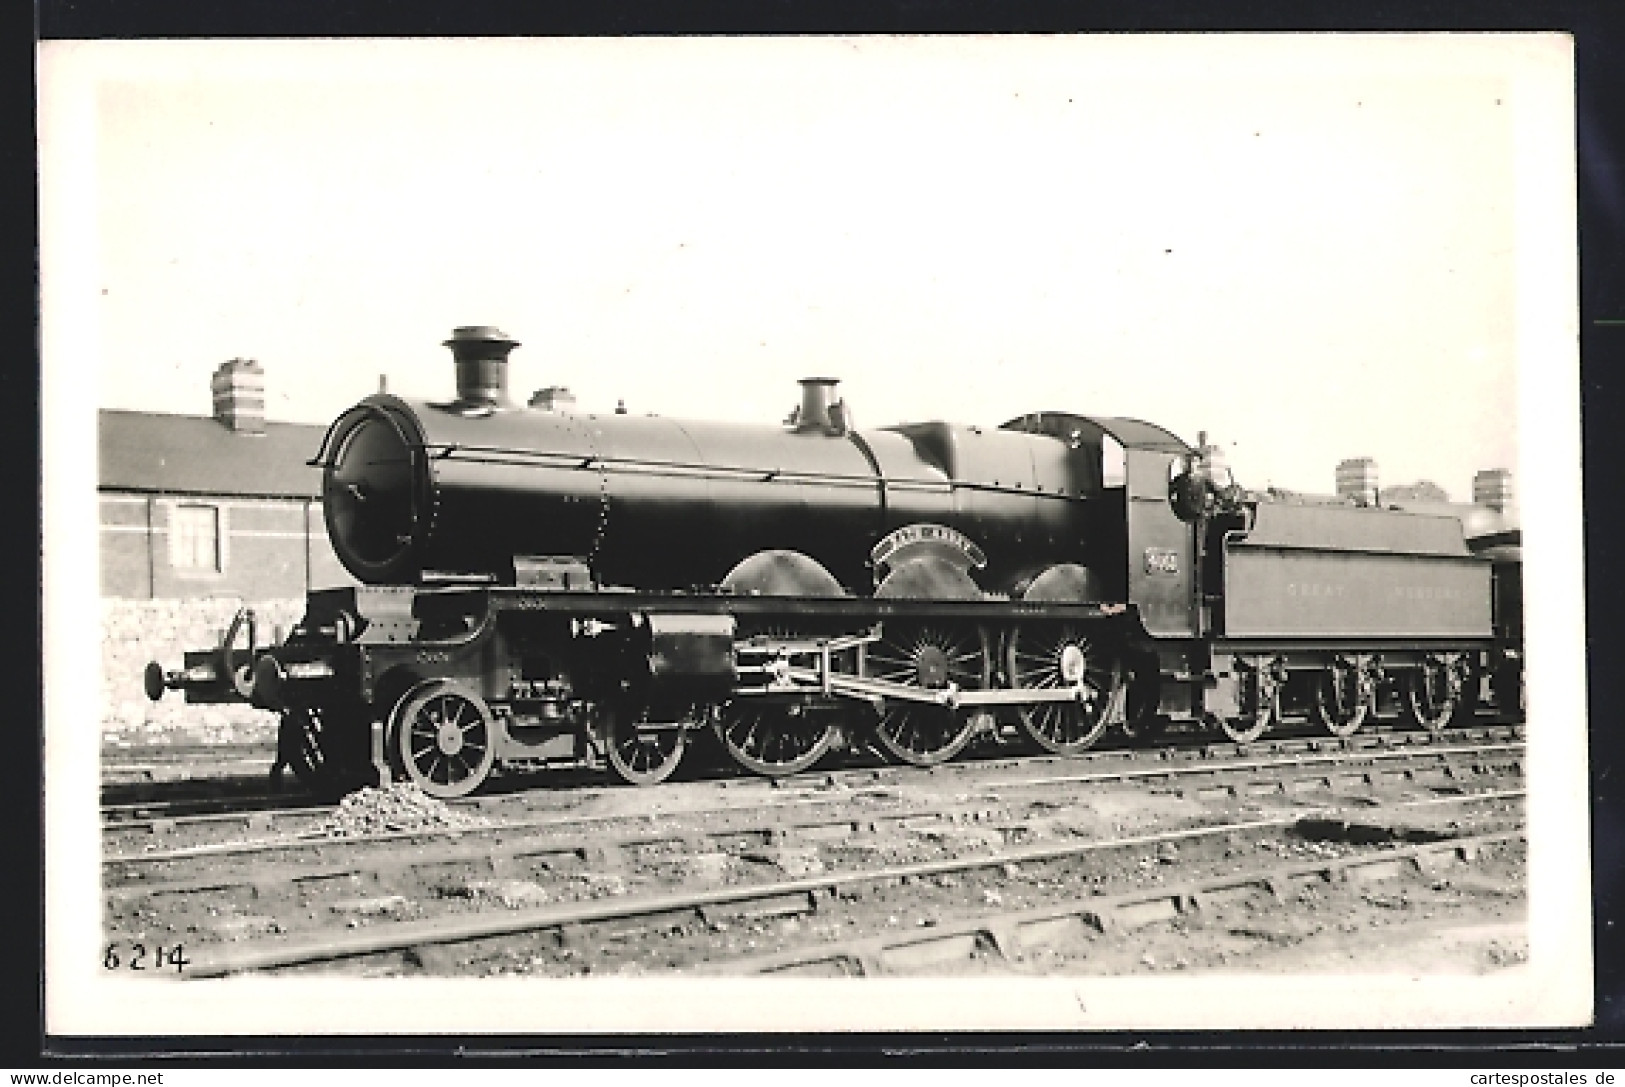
[[602, 703, 688, 786], [864, 622, 987, 767], [715, 700, 837, 777], [391, 682, 498, 799], [1005, 623, 1119, 756], [278, 704, 371, 801]]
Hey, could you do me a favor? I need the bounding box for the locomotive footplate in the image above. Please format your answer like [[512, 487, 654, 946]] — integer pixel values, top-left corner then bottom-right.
[[417, 586, 1135, 625]]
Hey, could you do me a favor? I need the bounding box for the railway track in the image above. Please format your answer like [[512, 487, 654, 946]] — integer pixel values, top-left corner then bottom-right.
[[703, 827, 1526, 977], [102, 755, 275, 787], [103, 728, 1522, 866], [102, 722, 1523, 838], [105, 739, 1522, 894], [152, 793, 1525, 978], [103, 729, 1525, 978]]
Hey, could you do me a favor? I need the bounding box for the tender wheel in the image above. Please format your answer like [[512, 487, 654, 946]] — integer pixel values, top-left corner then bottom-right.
[[1208, 658, 1279, 744], [864, 623, 986, 767], [1211, 712, 1268, 745], [278, 704, 372, 801], [715, 701, 836, 777], [1402, 653, 1469, 734], [1311, 658, 1371, 738], [1206, 700, 1273, 745], [391, 682, 497, 799], [602, 703, 688, 786], [1005, 624, 1119, 755]]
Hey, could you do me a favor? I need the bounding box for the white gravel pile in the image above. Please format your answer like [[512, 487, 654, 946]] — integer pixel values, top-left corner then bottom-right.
[[315, 782, 491, 837], [99, 596, 306, 746]]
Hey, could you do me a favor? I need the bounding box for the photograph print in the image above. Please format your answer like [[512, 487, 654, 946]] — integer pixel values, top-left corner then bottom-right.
[[40, 33, 1588, 1035]]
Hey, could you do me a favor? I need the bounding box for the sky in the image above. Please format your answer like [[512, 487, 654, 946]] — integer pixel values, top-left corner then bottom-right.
[[48, 35, 1561, 498]]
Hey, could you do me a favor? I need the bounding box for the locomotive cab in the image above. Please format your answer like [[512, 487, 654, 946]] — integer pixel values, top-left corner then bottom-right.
[[1001, 413, 1200, 636]]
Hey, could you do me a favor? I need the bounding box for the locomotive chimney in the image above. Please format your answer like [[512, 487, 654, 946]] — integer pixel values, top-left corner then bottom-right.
[[793, 377, 847, 436], [444, 326, 520, 408]]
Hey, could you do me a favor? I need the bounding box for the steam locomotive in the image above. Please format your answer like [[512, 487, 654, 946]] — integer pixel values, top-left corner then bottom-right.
[[146, 327, 1523, 799]]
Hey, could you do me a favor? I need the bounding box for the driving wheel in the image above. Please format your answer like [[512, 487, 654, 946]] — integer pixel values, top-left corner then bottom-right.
[[1005, 623, 1119, 756], [715, 701, 837, 777], [864, 622, 986, 767]]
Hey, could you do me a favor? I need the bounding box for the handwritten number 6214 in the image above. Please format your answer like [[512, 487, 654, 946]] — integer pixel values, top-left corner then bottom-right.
[[103, 943, 189, 973]]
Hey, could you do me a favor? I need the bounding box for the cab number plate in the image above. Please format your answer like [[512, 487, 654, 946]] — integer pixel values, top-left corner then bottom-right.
[[1143, 548, 1181, 575]]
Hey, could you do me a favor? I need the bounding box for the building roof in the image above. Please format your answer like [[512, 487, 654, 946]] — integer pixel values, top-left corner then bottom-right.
[[99, 409, 328, 499]]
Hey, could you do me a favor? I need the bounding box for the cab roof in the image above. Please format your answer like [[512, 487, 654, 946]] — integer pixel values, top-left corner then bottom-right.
[[1000, 412, 1192, 453]]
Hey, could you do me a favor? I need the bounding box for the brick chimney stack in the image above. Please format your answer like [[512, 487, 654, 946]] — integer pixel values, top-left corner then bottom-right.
[[1473, 468, 1514, 512], [1335, 457, 1378, 507], [211, 359, 266, 434]]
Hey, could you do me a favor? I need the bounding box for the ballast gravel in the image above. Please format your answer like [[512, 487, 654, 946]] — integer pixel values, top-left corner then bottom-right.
[[315, 782, 491, 837]]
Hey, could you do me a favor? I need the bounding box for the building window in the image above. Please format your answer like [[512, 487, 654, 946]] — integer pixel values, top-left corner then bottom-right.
[[169, 503, 223, 573]]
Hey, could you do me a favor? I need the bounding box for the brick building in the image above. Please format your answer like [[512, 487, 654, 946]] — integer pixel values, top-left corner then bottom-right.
[[98, 359, 356, 599], [1332, 456, 1519, 548]]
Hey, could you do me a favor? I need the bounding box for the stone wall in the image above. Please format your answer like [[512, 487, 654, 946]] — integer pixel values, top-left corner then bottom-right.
[[100, 596, 307, 745]]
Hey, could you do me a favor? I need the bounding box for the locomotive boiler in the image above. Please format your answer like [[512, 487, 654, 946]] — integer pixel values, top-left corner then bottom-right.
[[147, 327, 1520, 799], [320, 327, 1106, 598]]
